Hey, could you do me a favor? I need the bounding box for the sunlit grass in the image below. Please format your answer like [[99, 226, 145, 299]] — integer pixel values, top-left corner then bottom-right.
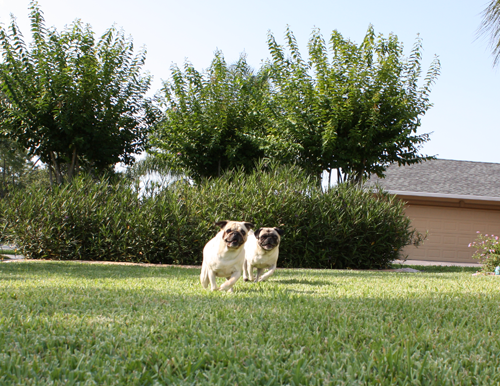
[[0, 249, 18, 256], [0, 261, 498, 385]]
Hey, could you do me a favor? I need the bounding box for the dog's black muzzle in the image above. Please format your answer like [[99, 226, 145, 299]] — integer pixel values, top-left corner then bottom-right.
[[224, 231, 244, 248], [259, 235, 278, 250]]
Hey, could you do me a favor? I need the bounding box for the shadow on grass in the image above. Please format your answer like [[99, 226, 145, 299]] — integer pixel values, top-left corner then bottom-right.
[[0, 260, 201, 280], [0, 261, 480, 285]]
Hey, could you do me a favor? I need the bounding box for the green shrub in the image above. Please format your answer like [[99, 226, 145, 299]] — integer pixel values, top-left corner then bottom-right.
[[1, 164, 422, 269]]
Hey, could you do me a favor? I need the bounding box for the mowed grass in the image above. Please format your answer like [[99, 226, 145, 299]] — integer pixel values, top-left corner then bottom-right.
[[0, 262, 498, 385], [0, 249, 19, 256]]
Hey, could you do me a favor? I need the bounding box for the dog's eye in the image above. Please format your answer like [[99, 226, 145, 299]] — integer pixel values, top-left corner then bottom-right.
[[226, 229, 231, 234], [241, 231, 246, 236]]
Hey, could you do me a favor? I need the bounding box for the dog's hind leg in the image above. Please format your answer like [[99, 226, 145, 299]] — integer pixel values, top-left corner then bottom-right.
[[254, 268, 265, 282], [243, 260, 254, 281], [219, 270, 241, 292], [225, 278, 235, 293], [246, 263, 255, 281], [243, 260, 249, 281], [258, 264, 276, 282]]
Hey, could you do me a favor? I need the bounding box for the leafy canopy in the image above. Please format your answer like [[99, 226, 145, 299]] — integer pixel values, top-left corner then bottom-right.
[[265, 26, 440, 183], [150, 51, 269, 182], [0, 1, 157, 183]]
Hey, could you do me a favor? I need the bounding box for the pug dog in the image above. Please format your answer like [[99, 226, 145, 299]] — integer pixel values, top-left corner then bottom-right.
[[243, 227, 284, 282], [200, 220, 254, 292]]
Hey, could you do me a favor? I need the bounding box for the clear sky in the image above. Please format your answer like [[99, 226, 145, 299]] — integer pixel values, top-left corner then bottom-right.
[[1, 0, 499, 164]]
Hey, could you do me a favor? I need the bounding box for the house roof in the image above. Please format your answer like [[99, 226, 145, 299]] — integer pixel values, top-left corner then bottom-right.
[[365, 159, 500, 199]]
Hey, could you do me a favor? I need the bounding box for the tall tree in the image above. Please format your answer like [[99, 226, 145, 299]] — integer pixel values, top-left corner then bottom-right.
[[266, 26, 441, 183], [478, 0, 500, 66], [0, 1, 157, 184], [150, 51, 269, 182]]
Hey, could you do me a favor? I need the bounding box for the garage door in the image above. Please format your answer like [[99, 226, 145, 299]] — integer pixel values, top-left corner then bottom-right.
[[402, 205, 500, 263]]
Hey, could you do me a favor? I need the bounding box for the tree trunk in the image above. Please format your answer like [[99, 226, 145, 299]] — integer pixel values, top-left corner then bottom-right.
[[50, 152, 62, 185], [337, 168, 344, 184], [354, 159, 367, 185], [75, 154, 79, 176], [67, 148, 78, 182]]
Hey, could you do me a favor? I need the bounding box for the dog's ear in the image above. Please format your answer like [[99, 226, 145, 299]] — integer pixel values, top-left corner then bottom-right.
[[243, 222, 254, 230], [254, 228, 262, 238], [274, 227, 284, 236], [215, 220, 228, 229]]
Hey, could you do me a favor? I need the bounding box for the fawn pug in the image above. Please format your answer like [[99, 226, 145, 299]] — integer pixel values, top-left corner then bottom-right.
[[243, 227, 284, 282], [200, 220, 254, 292]]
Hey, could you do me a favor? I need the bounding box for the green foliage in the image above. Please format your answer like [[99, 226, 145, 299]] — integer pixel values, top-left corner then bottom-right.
[[469, 232, 500, 272], [1, 262, 499, 385], [0, 1, 157, 184], [478, 0, 500, 67], [2, 163, 422, 269], [265, 26, 441, 183], [151, 52, 269, 182]]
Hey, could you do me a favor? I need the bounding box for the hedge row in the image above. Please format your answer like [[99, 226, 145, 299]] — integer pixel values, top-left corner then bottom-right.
[[1, 164, 423, 269]]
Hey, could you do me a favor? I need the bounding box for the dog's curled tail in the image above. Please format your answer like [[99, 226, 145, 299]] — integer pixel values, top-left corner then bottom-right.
[[200, 263, 210, 289]]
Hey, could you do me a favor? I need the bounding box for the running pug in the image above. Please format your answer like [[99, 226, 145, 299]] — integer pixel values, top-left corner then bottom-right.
[[200, 220, 254, 292], [243, 227, 284, 282]]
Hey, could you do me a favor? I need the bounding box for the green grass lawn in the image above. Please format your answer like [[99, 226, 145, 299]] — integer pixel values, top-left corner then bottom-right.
[[0, 249, 19, 256], [0, 261, 498, 385]]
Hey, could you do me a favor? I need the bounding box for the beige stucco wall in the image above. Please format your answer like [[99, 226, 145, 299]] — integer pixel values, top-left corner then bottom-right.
[[402, 204, 500, 263]]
